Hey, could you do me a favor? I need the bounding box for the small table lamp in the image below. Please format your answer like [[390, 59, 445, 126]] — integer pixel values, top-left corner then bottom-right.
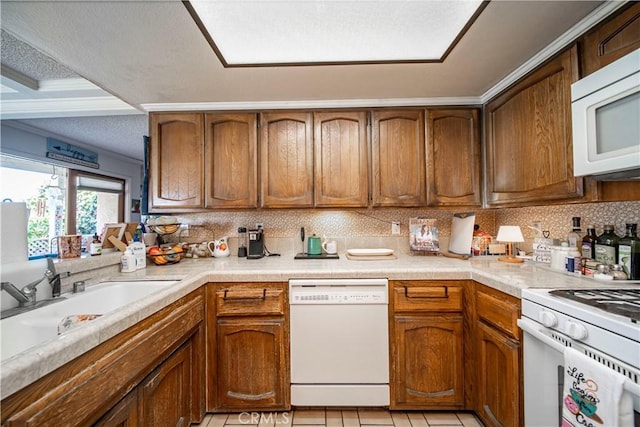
[[496, 225, 524, 263]]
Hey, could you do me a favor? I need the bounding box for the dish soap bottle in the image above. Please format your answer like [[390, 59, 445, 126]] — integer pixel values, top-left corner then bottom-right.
[[618, 223, 639, 280], [581, 225, 598, 260], [595, 224, 619, 266], [121, 249, 136, 273]]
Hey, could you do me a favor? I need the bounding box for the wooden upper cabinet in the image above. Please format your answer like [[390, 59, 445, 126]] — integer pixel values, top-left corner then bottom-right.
[[426, 108, 481, 207], [260, 112, 313, 208], [149, 113, 204, 211], [314, 111, 369, 207], [580, 2, 640, 77], [485, 46, 584, 207], [204, 113, 258, 208], [371, 110, 426, 206]]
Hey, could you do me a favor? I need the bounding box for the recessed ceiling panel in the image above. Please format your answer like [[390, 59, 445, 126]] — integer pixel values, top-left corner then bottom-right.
[[186, 0, 486, 66]]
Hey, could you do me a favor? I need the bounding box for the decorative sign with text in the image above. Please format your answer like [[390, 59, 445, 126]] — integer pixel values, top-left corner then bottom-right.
[[46, 138, 99, 169]]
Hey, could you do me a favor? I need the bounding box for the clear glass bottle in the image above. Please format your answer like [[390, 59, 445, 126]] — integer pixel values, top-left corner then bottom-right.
[[595, 224, 619, 266], [581, 225, 598, 260], [618, 223, 639, 280], [567, 216, 582, 248]]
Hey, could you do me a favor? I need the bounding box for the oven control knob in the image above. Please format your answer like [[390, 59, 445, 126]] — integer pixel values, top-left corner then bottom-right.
[[538, 311, 558, 327], [565, 321, 588, 340]]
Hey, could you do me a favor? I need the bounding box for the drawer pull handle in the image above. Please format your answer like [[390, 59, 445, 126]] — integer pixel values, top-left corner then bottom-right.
[[223, 288, 267, 300], [404, 286, 448, 299]]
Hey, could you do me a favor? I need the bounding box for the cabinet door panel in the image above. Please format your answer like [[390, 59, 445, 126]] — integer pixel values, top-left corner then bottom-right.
[[205, 113, 257, 208], [485, 47, 584, 206], [149, 113, 204, 211], [580, 3, 640, 76], [139, 342, 192, 427], [476, 321, 520, 427], [260, 112, 313, 207], [392, 316, 464, 408], [314, 111, 369, 207], [217, 318, 287, 409], [372, 110, 426, 206], [94, 392, 139, 427], [426, 109, 481, 206]]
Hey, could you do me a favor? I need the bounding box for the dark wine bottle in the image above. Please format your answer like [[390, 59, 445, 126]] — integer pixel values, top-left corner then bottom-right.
[[618, 223, 640, 280], [581, 225, 598, 260]]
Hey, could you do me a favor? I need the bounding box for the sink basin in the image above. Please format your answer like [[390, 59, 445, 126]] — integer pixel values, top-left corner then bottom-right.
[[1, 280, 176, 361]]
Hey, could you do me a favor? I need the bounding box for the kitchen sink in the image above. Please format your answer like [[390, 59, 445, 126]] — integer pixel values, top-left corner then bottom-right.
[[0, 280, 176, 362]]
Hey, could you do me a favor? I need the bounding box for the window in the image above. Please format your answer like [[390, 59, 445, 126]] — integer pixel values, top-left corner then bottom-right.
[[0, 154, 125, 258]]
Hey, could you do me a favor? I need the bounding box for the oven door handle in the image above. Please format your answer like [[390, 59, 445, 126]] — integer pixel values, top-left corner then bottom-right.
[[517, 317, 640, 397]]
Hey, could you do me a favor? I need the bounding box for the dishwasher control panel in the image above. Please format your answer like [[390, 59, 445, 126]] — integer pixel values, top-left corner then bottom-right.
[[289, 278, 388, 304], [291, 290, 386, 304]]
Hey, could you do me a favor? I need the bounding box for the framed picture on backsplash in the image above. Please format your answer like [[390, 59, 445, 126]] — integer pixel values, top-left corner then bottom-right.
[[409, 218, 439, 254]]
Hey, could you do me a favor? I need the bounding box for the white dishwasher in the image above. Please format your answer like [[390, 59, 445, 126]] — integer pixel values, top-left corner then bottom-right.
[[289, 278, 389, 406]]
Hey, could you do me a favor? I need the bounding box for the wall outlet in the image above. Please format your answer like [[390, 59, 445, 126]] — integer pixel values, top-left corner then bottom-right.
[[391, 221, 401, 235]]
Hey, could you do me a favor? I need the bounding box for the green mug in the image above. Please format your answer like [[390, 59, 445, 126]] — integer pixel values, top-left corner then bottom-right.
[[307, 235, 322, 255]]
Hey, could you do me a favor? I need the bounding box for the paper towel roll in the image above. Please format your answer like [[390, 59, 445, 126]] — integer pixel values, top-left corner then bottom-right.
[[1, 202, 30, 264]]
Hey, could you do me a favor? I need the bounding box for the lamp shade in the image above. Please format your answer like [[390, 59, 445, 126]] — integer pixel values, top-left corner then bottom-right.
[[496, 225, 524, 243]]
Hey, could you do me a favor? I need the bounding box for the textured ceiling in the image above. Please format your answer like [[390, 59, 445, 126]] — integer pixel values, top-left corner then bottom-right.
[[1, 31, 79, 80], [0, 1, 610, 162]]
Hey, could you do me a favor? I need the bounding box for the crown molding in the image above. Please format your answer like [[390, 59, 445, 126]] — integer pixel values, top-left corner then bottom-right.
[[141, 96, 483, 112], [0, 97, 140, 119]]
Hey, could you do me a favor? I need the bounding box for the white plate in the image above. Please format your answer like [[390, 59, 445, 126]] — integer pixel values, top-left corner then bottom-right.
[[347, 248, 394, 256]]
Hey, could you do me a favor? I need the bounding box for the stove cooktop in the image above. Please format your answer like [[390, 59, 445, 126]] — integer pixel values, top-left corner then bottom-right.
[[549, 289, 640, 322]]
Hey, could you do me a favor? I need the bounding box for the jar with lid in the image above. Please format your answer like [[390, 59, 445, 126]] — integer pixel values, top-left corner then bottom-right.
[[610, 264, 628, 280], [595, 224, 619, 266]]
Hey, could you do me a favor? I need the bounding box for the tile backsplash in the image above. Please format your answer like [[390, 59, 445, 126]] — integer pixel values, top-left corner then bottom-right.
[[164, 201, 639, 252], [495, 201, 640, 241]]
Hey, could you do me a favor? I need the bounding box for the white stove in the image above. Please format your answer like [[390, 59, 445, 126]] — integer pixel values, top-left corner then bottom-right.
[[518, 288, 640, 426]]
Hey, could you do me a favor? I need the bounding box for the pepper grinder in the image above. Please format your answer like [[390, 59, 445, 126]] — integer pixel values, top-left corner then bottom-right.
[[237, 227, 247, 257]]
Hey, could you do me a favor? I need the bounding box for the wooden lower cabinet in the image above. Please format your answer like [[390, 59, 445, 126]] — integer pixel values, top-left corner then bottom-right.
[[139, 341, 193, 427], [476, 322, 520, 427], [217, 318, 287, 409], [474, 283, 523, 427], [390, 281, 466, 410], [392, 315, 464, 408], [208, 282, 290, 411], [94, 392, 139, 427], [95, 340, 193, 427], [1, 290, 205, 427]]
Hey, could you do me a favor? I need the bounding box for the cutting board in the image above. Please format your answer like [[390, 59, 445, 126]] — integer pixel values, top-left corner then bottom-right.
[[345, 253, 397, 261]]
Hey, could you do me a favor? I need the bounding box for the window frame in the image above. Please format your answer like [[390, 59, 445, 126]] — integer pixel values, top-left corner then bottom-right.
[[67, 169, 125, 235]]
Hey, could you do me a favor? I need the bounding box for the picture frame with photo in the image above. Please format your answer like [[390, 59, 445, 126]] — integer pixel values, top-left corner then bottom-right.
[[409, 217, 439, 254]]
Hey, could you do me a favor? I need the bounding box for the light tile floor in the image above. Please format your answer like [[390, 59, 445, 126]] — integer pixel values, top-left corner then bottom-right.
[[198, 409, 483, 427]]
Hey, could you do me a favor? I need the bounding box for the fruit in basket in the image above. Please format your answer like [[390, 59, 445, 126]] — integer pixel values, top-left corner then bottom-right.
[[148, 246, 167, 265]]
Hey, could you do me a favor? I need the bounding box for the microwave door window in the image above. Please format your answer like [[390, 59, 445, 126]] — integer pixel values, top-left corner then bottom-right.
[[592, 90, 640, 160]]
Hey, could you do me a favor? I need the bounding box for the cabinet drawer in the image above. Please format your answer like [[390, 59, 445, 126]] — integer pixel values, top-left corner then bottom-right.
[[393, 284, 462, 312], [216, 286, 285, 316], [477, 291, 520, 339]]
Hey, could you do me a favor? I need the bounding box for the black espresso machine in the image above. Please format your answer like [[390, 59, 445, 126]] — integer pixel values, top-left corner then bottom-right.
[[248, 229, 264, 259]]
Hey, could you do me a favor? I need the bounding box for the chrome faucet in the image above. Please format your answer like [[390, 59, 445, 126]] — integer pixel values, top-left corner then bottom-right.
[[1, 270, 56, 307]]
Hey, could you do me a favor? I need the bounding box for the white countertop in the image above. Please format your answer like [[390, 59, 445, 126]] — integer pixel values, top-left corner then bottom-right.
[[2, 252, 636, 399]]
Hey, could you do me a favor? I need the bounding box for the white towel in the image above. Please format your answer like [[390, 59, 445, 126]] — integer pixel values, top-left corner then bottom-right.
[[562, 346, 634, 427]]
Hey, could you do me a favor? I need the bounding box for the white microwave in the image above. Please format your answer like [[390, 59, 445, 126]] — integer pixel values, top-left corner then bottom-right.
[[571, 48, 640, 179]]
